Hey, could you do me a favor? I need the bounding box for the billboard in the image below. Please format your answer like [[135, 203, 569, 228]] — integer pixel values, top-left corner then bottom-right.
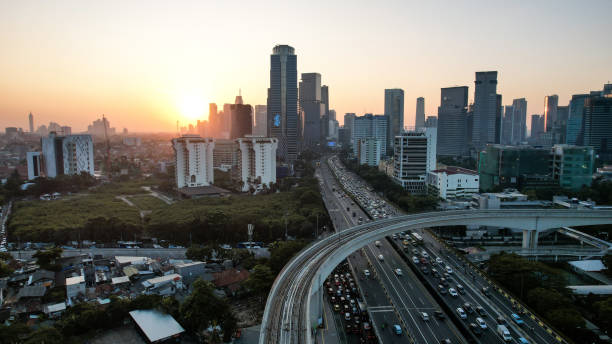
[[273, 114, 281, 127]]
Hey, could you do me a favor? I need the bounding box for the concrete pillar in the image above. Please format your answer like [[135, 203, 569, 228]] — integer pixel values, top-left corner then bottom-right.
[[310, 277, 324, 339], [522, 229, 539, 249]]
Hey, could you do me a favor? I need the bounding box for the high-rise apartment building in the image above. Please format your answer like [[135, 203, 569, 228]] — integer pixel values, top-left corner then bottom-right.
[[172, 135, 215, 188], [357, 137, 383, 167], [235, 136, 278, 192], [544, 95, 559, 132], [437, 86, 468, 156], [472, 71, 498, 150], [384, 89, 404, 153], [26, 152, 42, 180], [393, 128, 436, 194], [267, 45, 298, 162], [352, 114, 388, 156], [254, 105, 267, 136], [501, 105, 513, 145], [415, 97, 425, 129], [40, 133, 95, 178], [425, 116, 438, 128], [320, 85, 330, 139], [551, 145, 594, 190]]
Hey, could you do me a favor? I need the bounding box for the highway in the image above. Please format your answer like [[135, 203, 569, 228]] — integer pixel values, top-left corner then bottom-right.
[[327, 155, 570, 344], [319, 160, 466, 344]]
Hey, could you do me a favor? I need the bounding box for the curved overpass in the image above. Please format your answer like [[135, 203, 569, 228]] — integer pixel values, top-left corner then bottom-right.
[[259, 209, 612, 344]]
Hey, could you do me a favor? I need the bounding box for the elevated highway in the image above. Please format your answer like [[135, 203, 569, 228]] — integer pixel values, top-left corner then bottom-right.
[[259, 209, 612, 344]]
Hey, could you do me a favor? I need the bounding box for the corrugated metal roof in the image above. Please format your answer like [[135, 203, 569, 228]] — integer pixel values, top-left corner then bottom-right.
[[129, 309, 185, 342]]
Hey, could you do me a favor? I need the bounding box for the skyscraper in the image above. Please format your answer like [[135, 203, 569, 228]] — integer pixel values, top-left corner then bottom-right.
[[566, 94, 589, 145], [172, 135, 215, 188], [254, 105, 267, 136], [530, 114, 545, 138], [582, 94, 612, 159], [501, 105, 513, 145], [267, 45, 298, 162], [472, 71, 498, 150], [230, 95, 253, 139], [543, 95, 559, 132], [495, 94, 503, 144], [384, 89, 404, 154], [344, 113, 356, 147], [299, 73, 324, 147], [511, 98, 527, 144], [415, 97, 425, 129], [28, 112, 34, 133], [437, 86, 468, 156], [320, 85, 329, 139]]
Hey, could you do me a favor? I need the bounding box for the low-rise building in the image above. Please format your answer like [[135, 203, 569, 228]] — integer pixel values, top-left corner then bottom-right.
[[66, 274, 86, 301], [174, 261, 208, 284], [427, 166, 479, 200], [27, 269, 55, 288], [142, 274, 183, 296]]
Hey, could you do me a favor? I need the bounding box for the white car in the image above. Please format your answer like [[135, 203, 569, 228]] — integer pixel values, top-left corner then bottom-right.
[[445, 266, 453, 274], [375, 240, 381, 247], [476, 317, 487, 329], [421, 312, 430, 321], [395, 268, 403, 276], [364, 269, 370, 277], [435, 257, 444, 265], [378, 254, 384, 261], [421, 251, 429, 258], [449, 288, 458, 297], [456, 307, 467, 319], [412, 256, 420, 264]]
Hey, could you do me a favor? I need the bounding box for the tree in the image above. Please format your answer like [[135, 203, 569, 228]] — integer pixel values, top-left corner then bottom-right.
[[186, 245, 212, 261], [545, 308, 585, 330], [32, 247, 63, 271], [527, 288, 568, 315], [594, 297, 612, 332], [268, 241, 308, 274], [243, 264, 275, 304], [179, 279, 235, 340], [24, 327, 63, 344]]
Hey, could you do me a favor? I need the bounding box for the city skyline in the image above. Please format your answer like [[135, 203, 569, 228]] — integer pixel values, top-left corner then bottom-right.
[[1, 1, 611, 133]]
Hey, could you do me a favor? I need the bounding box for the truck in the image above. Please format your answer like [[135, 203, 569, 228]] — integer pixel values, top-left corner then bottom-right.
[[496, 325, 512, 342]]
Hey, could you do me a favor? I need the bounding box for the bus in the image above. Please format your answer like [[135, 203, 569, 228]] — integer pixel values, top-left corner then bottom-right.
[[411, 232, 424, 245]]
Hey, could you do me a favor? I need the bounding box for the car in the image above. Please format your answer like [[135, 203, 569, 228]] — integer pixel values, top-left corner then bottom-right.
[[456, 284, 465, 294], [516, 337, 530, 344], [421, 266, 429, 274], [469, 323, 483, 336], [482, 286, 491, 297], [496, 316, 507, 325], [352, 306, 359, 314], [421, 251, 429, 258], [440, 278, 449, 286], [392, 234, 398, 239], [339, 296, 346, 304], [445, 266, 453, 274], [362, 322, 371, 331], [476, 306, 487, 317], [431, 268, 439, 277], [334, 304, 340, 311], [421, 312, 429, 321], [327, 288, 334, 295], [463, 303, 474, 313], [511, 313, 524, 325], [476, 317, 487, 329], [448, 288, 458, 297], [434, 310, 445, 320], [378, 254, 384, 261], [393, 324, 402, 335], [412, 248, 419, 255], [412, 256, 420, 264], [435, 257, 444, 265], [456, 307, 467, 319], [395, 268, 403, 276], [438, 285, 448, 294], [440, 339, 452, 344], [375, 240, 381, 247], [336, 289, 342, 296], [364, 269, 370, 277]]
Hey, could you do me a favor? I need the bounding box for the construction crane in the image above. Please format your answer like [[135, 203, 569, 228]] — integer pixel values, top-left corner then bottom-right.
[[102, 114, 111, 177]]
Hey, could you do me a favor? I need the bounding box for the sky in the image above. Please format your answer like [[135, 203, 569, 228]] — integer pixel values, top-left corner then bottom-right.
[[1, 0, 611, 133]]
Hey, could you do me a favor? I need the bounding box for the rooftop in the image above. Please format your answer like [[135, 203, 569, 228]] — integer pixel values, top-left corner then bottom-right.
[[432, 166, 478, 176], [142, 273, 181, 288], [17, 285, 46, 299], [115, 256, 148, 265], [66, 275, 85, 286], [129, 309, 185, 342], [212, 269, 250, 288], [568, 259, 606, 272], [111, 276, 130, 285]]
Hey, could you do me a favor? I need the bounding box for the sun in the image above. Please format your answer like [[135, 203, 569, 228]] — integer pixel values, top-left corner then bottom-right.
[[177, 93, 207, 121]]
